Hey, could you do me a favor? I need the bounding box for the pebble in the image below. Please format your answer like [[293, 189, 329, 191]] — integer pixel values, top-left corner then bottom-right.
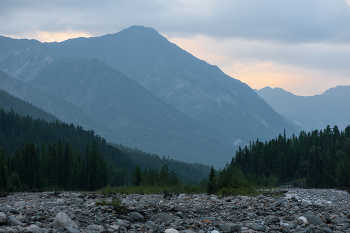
[[0, 189, 349, 232]]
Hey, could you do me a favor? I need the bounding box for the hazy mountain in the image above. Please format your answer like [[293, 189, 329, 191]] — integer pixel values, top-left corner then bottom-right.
[[0, 35, 59, 82], [256, 86, 350, 131], [0, 70, 118, 141], [29, 57, 233, 167], [0, 88, 58, 122], [46, 25, 296, 145]]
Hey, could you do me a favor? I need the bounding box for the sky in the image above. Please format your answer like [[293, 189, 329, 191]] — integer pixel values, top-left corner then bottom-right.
[[1, 0, 350, 96]]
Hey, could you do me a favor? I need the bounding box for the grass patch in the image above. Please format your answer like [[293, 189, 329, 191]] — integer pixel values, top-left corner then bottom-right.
[[95, 196, 122, 209], [218, 186, 260, 196], [98, 184, 206, 195]]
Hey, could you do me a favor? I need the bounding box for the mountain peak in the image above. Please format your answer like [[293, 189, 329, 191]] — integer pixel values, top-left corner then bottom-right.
[[322, 85, 350, 98], [122, 25, 159, 34]]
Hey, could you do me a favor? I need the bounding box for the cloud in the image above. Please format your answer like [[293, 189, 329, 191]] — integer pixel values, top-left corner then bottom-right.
[[37, 31, 93, 42], [168, 35, 350, 72], [1, 0, 350, 95], [2, 0, 350, 44], [168, 35, 350, 95]]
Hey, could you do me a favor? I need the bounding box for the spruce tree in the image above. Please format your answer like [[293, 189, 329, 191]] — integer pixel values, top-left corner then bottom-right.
[[207, 165, 217, 194], [132, 165, 142, 186]]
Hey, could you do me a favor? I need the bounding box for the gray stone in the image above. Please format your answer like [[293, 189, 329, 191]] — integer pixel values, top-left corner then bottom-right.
[[294, 226, 304, 232], [26, 224, 41, 233], [249, 223, 265, 231], [0, 212, 6, 225], [96, 217, 104, 222], [15, 214, 25, 223], [146, 221, 156, 229], [267, 216, 280, 223], [179, 230, 196, 233], [7, 216, 25, 226], [315, 227, 332, 233], [87, 225, 103, 231], [56, 199, 65, 205], [150, 213, 174, 222], [56, 226, 80, 233], [73, 198, 84, 204], [153, 218, 163, 224], [203, 217, 217, 221], [304, 214, 324, 226], [165, 229, 179, 233], [120, 215, 134, 223], [220, 222, 241, 233], [115, 219, 130, 228], [53, 212, 77, 229], [4, 227, 15, 233], [285, 222, 296, 230], [129, 211, 144, 222]]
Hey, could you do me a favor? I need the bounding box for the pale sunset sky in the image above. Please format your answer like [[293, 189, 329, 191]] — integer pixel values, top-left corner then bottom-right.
[[1, 0, 350, 96]]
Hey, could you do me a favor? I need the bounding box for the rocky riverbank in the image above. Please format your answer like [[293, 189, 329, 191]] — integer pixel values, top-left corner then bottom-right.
[[0, 189, 349, 232]]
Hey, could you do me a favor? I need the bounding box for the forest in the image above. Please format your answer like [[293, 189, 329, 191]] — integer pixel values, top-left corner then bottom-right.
[[1, 106, 350, 193], [227, 126, 350, 188], [0, 108, 208, 191]]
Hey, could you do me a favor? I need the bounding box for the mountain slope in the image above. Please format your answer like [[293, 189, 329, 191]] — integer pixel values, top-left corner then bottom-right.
[[0, 35, 59, 82], [256, 86, 350, 131], [0, 88, 58, 122], [0, 70, 118, 142], [29, 57, 233, 167], [46, 25, 296, 145]]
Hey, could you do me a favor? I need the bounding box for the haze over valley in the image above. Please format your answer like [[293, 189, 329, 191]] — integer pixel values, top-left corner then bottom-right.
[[2, 2, 350, 216], [0, 26, 301, 168]]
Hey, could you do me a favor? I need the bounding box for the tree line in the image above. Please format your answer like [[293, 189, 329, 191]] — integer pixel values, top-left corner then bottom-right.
[[0, 140, 109, 191], [132, 164, 181, 187], [229, 126, 350, 188], [0, 108, 210, 191]]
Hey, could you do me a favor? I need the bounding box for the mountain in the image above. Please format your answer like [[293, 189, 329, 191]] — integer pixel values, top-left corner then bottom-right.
[[0, 35, 59, 82], [45, 25, 296, 145], [0, 88, 58, 122], [0, 70, 118, 142], [29, 57, 233, 167], [256, 86, 350, 131]]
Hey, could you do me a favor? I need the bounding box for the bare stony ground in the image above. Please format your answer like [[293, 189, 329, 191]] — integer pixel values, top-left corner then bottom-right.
[[0, 188, 350, 233]]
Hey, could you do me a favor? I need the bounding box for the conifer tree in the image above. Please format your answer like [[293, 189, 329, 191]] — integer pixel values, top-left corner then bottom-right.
[[207, 165, 217, 194], [132, 165, 142, 186]]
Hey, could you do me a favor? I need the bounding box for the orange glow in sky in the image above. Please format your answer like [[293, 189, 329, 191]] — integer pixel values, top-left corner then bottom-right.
[[37, 30, 92, 42], [167, 35, 350, 96]]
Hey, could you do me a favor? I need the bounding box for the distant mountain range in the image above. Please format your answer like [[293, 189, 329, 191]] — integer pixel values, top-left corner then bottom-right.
[[256, 86, 350, 131], [29, 57, 233, 166], [0, 26, 297, 167], [45, 26, 295, 143]]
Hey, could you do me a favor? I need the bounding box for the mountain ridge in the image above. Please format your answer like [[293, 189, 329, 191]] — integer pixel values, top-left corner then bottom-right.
[[29, 57, 234, 167], [256, 85, 350, 131], [45, 25, 296, 144]]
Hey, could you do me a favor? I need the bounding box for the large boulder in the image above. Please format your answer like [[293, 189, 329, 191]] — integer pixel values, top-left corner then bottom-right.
[[249, 223, 265, 231], [53, 212, 78, 229], [304, 214, 324, 226], [129, 211, 145, 222], [7, 216, 25, 227]]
